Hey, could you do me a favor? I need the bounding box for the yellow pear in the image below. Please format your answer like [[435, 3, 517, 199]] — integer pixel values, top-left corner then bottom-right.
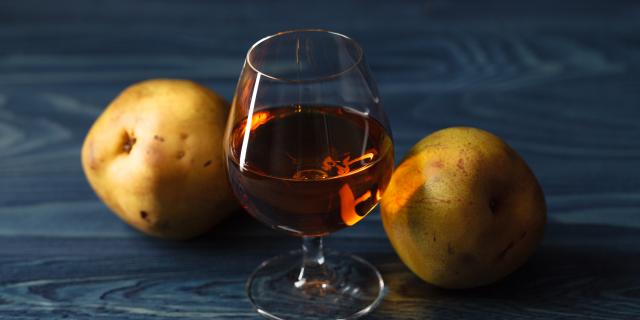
[[81, 79, 236, 239], [381, 127, 546, 288]]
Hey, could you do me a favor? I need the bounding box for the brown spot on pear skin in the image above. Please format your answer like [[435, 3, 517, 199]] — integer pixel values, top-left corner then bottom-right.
[[176, 151, 185, 159], [204, 160, 212, 167], [122, 132, 136, 153], [496, 241, 514, 261], [140, 210, 149, 221], [180, 133, 189, 140], [433, 234, 437, 242], [153, 135, 165, 142], [457, 158, 467, 175], [132, 86, 152, 99], [432, 160, 444, 168]]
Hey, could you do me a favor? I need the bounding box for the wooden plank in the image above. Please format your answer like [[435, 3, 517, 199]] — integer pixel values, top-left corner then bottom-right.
[[0, 223, 638, 319], [0, 0, 639, 318]]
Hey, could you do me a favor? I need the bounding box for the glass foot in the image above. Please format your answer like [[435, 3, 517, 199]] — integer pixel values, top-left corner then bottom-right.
[[247, 250, 385, 320]]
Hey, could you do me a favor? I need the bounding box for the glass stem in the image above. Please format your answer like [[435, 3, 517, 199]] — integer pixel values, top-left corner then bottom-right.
[[295, 236, 333, 290]]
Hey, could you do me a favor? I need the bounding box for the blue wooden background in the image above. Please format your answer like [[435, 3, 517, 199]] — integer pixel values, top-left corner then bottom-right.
[[1, 0, 639, 319]]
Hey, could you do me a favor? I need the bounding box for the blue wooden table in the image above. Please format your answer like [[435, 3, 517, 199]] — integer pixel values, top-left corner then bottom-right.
[[1, 0, 639, 319]]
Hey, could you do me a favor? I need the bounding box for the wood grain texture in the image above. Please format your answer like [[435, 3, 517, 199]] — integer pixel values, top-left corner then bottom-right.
[[1, 0, 639, 319]]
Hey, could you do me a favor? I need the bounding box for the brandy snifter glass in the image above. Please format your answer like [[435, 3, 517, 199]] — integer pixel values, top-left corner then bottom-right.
[[224, 29, 394, 320]]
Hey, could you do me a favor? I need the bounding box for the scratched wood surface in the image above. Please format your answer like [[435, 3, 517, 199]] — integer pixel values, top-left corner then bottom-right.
[[1, 0, 640, 319]]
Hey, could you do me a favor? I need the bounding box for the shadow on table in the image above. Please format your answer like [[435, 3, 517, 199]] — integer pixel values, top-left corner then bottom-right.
[[373, 222, 640, 319], [127, 210, 298, 264]]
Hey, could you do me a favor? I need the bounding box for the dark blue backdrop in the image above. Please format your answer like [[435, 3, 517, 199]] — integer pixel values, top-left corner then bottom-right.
[[0, 0, 639, 319]]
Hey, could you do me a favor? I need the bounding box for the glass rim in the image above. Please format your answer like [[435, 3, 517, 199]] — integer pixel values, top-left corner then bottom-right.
[[245, 29, 364, 83]]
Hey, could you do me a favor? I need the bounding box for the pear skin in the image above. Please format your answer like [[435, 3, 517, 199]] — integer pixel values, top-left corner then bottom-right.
[[381, 127, 546, 289], [82, 79, 237, 239]]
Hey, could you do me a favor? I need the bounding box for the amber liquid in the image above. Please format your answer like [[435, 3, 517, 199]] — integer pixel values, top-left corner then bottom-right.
[[227, 105, 394, 236]]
